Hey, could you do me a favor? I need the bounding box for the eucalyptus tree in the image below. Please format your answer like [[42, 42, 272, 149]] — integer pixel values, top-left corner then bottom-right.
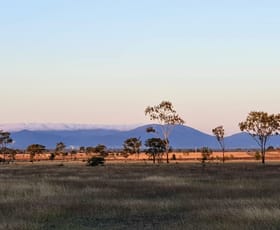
[[145, 101, 185, 163], [26, 144, 46, 162], [212, 126, 225, 163], [0, 130, 13, 162], [55, 142, 66, 160], [145, 138, 166, 164], [123, 137, 142, 158], [239, 111, 280, 164], [95, 144, 108, 157]]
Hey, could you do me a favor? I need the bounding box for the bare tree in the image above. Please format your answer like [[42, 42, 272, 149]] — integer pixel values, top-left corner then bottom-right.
[[145, 101, 184, 163], [212, 126, 225, 163], [239, 111, 280, 164]]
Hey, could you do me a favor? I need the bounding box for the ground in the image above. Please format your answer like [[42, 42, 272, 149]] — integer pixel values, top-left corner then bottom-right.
[[1, 162, 280, 229]]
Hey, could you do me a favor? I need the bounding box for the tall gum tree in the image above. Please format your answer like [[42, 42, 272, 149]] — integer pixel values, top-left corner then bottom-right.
[[145, 101, 185, 163], [212, 126, 225, 163], [239, 111, 280, 164]]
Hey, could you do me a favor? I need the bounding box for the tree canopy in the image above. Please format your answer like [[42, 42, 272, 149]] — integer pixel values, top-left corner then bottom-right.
[[145, 101, 184, 163], [239, 111, 280, 164]]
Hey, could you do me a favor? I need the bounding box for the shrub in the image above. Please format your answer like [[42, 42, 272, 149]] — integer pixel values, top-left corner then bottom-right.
[[200, 147, 213, 166], [87, 156, 105, 166], [255, 151, 261, 160], [49, 152, 56, 160]]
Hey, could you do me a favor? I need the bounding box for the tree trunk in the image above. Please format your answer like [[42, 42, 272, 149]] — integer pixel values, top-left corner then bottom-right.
[[165, 141, 169, 164], [261, 148, 265, 164]]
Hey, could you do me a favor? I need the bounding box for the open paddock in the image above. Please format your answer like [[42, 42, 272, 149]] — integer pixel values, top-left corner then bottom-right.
[[1, 150, 280, 163], [1, 162, 280, 229]]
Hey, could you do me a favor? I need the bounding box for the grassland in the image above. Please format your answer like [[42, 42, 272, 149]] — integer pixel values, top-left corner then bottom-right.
[[1, 162, 280, 229]]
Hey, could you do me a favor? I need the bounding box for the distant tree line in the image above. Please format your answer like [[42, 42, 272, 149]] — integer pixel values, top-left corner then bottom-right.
[[1, 101, 280, 165]]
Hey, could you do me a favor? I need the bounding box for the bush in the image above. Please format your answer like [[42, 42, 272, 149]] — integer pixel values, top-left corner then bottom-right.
[[200, 147, 213, 166], [255, 151, 261, 160], [87, 156, 105, 166], [49, 153, 56, 160]]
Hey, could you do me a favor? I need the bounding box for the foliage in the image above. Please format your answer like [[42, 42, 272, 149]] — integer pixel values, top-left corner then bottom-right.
[[86, 146, 95, 154], [123, 137, 142, 156], [200, 147, 213, 166], [79, 146, 85, 153], [239, 111, 280, 164], [212, 125, 225, 163], [255, 151, 261, 160], [145, 138, 166, 164], [55, 142, 66, 154], [0, 130, 13, 161], [145, 101, 184, 163], [146, 126, 156, 133], [95, 144, 108, 157], [49, 152, 56, 160], [86, 156, 105, 166], [26, 144, 46, 162]]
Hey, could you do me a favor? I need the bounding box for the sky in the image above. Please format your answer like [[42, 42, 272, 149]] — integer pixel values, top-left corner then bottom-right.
[[0, 0, 279, 135]]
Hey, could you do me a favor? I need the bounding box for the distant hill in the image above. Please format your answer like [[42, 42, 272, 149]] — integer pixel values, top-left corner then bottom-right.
[[9, 124, 280, 149]]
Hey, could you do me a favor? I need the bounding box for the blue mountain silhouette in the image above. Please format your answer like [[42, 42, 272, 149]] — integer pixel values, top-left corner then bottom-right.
[[10, 125, 280, 149]]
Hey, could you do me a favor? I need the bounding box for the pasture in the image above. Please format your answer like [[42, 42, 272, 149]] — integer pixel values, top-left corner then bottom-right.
[[0, 162, 280, 229]]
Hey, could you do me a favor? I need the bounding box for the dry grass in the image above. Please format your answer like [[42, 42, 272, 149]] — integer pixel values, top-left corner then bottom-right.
[[0, 163, 280, 229]]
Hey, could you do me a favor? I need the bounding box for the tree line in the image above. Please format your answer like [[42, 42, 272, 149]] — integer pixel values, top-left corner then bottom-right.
[[1, 101, 280, 165]]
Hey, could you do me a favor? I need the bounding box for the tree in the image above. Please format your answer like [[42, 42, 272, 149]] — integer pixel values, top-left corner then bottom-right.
[[200, 147, 213, 167], [26, 144, 46, 162], [145, 138, 166, 164], [145, 101, 184, 163], [239, 111, 280, 164], [86, 146, 95, 154], [212, 126, 225, 163], [55, 142, 67, 160], [95, 144, 108, 157], [123, 137, 142, 158], [0, 130, 13, 162]]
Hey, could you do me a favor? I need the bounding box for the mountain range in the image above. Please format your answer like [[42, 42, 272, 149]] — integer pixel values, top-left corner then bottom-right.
[[6, 124, 280, 150]]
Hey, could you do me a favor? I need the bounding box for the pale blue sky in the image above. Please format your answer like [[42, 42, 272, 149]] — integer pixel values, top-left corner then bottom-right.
[[1, 0, 279, 134]]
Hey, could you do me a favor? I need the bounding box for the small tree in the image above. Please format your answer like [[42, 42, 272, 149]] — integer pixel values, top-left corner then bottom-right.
[[200, 147, 213, 167], [86, 146, 95, 154], [145, 138, 166, 164], [95, 144, 108, 157], [145, 101, 184, 163], [212, 126, 225, 163], [123, 137, 142, 159], [55, 142, 66, 160], [26, 144, 46, 162], [239, 111, 280, 164], [0, 130, 13, 162]]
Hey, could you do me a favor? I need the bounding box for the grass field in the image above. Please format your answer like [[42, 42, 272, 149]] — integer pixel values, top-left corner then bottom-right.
[[1, 162, 280, 229]]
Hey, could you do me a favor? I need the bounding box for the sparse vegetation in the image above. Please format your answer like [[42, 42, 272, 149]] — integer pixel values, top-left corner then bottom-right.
[[200, 147, 213, 166], [1, 163, 280, 229], [212, 125, 225, 163], [239, 111, 280, 164], [145, 101, 185, 163], [86, 156, 105, 166], [123, 137, 142, 159]]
